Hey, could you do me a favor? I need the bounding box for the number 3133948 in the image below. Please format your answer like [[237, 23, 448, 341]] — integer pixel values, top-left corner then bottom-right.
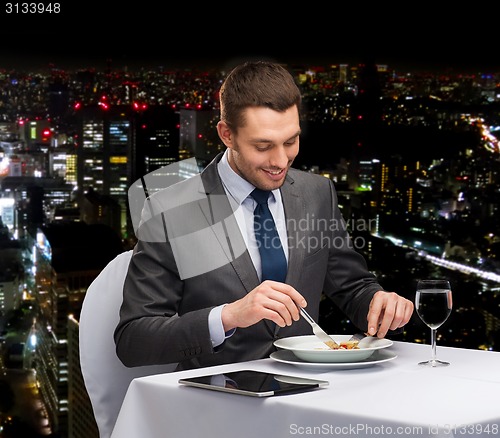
[[5, 3, 61, 13], [443, 423, 499, 435]]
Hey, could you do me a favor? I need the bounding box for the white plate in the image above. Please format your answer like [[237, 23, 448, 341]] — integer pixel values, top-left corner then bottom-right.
[[273, 335, 393, 363], [270, 349, 398, 370]]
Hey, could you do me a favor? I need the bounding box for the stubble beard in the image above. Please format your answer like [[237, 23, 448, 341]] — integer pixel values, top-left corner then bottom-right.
[[229, 148, 290, 191]]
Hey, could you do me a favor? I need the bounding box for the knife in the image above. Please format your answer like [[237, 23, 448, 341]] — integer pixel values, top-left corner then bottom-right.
[[298, 307, 340, 350]]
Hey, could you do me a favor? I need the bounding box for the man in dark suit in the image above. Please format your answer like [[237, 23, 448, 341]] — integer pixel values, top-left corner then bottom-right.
[[114, 60, 414, 371]]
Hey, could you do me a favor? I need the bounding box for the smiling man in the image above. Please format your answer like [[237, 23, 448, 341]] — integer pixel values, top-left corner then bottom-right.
[[114, 60, 414, 371], [219, 105, 300, 191]]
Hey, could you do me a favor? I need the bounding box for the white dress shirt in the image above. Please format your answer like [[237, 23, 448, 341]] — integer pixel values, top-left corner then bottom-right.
[[208, 150, 289, 346]]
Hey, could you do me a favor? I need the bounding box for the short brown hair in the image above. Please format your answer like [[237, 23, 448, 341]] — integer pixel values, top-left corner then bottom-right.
[[219, 61, 302, 131]]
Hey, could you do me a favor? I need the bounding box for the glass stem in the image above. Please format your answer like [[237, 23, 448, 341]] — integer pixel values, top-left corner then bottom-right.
[[430, 328, 437, 363]]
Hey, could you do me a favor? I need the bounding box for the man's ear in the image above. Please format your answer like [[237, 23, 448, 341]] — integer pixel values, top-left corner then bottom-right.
[[217, 121, 233, 148]]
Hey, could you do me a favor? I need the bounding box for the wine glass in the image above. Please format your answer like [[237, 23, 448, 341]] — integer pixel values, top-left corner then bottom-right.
[[415, 279, 453, 367]]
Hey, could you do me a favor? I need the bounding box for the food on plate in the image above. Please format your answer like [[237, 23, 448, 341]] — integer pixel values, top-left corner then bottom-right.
[[317, 340, 360, 350]]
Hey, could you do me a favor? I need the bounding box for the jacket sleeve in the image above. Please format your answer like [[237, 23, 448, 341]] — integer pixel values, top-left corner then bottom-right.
[[114, 194, 215, 368], [321, 179, 383, 332]]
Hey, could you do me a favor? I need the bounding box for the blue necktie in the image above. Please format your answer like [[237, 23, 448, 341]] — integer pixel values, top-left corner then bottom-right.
[[250, 188, 287, 283]]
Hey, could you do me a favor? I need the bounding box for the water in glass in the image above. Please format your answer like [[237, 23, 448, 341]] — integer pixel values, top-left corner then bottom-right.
[[415, 279, 453, 367]]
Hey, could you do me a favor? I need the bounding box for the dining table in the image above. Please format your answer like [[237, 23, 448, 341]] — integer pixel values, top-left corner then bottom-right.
[[110, 340, 500, 438]]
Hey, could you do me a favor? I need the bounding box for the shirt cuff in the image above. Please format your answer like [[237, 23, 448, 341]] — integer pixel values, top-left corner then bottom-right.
[[209, 304, 236, 348]]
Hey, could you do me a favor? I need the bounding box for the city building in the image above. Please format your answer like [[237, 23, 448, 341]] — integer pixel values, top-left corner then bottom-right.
[[134, 105, 180, 179], [67, 315, 99, 438], [179, 107, 221, 165], [32, 222, 123, 436], [75, 105, 134, 238], [75, 104, 182, 239], [0, 222, 24, 314]]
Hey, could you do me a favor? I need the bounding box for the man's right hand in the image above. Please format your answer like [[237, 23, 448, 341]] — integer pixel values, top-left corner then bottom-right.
[[221, 281, 307, 332]]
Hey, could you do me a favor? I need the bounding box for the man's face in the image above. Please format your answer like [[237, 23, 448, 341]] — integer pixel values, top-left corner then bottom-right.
[[225, 106, 300, 191]]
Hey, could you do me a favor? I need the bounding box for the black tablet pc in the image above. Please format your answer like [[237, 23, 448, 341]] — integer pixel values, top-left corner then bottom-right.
[[178, 369, 329, 397]]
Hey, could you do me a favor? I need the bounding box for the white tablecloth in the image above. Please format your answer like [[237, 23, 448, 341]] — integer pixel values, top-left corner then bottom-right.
[[110, 341, 500, 438]]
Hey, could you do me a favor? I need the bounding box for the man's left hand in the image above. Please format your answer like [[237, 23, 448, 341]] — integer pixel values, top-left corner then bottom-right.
[[367, 291, 414, 338]]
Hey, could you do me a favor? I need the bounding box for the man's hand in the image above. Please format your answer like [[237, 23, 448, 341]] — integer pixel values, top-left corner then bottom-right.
[[221, 281, 307, 332], [367, 291, 414, 338]]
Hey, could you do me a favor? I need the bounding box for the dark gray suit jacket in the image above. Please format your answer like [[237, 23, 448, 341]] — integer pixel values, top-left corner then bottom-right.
[[114, 153, 383, 370]]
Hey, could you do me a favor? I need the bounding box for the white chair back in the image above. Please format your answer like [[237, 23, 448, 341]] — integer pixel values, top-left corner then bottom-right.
[[79, 249, 177, 438]]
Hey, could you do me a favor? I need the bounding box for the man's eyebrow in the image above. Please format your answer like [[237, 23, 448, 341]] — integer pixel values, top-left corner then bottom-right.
[[284, 131, 302, 143], [250, 138, 273, 144], [250, 131, 301, 144]]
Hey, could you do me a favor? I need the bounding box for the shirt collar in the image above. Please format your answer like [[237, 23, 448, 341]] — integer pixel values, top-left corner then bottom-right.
[[217, 150, 254, 206]]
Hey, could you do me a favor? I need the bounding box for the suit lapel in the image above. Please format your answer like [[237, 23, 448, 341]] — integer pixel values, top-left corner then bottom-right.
[[280, 173, 306, 291], [196, 157, 306, 338], [196, 156, 261, 295]]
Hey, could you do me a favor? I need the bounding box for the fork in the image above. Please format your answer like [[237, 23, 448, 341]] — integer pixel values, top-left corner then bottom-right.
[[298, 306, 340, 349], [348, 332, 380, 348], [348, 333, 367, 342]]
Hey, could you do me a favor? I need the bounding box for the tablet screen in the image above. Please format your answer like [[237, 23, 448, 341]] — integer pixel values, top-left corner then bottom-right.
[[178, 369, 329, 397]]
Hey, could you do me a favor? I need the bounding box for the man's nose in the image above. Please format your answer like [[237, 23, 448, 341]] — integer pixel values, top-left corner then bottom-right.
[[269, 146, 289, 168]]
